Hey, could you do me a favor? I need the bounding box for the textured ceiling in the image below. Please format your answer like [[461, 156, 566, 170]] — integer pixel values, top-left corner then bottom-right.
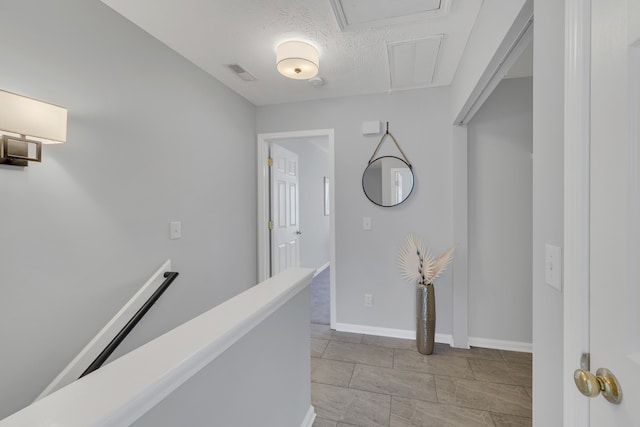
[[101, 0, 482, 106]]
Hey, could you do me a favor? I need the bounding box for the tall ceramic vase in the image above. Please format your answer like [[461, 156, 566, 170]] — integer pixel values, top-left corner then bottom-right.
[[416, 283, 436, 355]]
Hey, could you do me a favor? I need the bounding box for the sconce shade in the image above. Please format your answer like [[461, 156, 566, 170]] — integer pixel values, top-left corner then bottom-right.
[[276, 41, 319, 80], [0, 89, 67, 144]]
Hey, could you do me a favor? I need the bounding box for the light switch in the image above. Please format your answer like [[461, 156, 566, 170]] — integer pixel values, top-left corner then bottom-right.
[[363, 217, 372, 230], [545, 244, 562, 291], [362, 121, 381, 135], [170, 221, 182, 240]]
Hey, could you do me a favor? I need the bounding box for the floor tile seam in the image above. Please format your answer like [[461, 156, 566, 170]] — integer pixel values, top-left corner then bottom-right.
[[489, 411, 533, 422], [466, 376, 532, 388], [390, 394, 497, 420], [370, 364, 440, 383], [432, 373, 529, 391], [445, 352, 508, 362], [432, 373, 440, 403], [345, 370, 438, 400], [438, 347, 506, 362], [346, 383, 439, 405], [341, 340, 400, 351], [328, 340, 365, 345], [313, 378, 392, 400], [315, 413, 366, 427], [432, 375, 517, 413], [318, 341, 330, 358], [468, 360, 533, 373], [498, 349, 533, 357], [470, 380, 531, 396], [501, 358, 533, 365], [326, 339, 398, 354], [391, 366, 476, 380], [323, 387, 393, 427], [397, 350, 509, 364], [482, 357, 532, 368], [311, 384, 391, 427], [429, 393, 498, 416], [341, 383, 394, 401], [503, 362, 533, 371], [311, 378, 351, 388], [387, 392, 392, 427], [319, 355, 392, 368], [346, 359, 357, 387]]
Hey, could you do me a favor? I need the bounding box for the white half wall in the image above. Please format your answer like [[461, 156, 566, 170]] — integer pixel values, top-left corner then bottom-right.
[[0, 0, 256, 418], [467, 77, 533, 344], [132, 288, 313, 427], [277, 138, 330, 270], [257, 88, 455, 336]]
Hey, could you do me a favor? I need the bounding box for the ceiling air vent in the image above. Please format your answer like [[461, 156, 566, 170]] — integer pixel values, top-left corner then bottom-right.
[[226, 64, 256, 82]]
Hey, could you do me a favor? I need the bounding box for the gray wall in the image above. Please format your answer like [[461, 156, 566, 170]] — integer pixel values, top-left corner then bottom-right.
[[533, 0, 565, 423], [133, 289, 311, 427], [257, 88, 455, 334], [467, 77, 533, 344], [0, 0, 256, 418], [277, 139, 330, 270]]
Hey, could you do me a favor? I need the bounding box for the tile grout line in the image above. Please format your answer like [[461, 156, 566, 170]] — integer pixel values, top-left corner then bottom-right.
[[346, 361, 357, 388], [431, 374, 532, 418]]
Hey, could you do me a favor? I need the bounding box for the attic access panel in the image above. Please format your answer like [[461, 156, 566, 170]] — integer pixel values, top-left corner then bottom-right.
[[387, 35, 443, 91], [330, 0, 451, 31]]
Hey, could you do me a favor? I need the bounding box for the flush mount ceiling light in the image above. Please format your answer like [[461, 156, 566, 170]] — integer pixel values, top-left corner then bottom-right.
[[276, 41, 319, 80]]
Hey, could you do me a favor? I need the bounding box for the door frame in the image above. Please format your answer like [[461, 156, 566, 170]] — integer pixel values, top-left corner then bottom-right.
[[257, 129, 336, 327], [563, 0, 591, 424]]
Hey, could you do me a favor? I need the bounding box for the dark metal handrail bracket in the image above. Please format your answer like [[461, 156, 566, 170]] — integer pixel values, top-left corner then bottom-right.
[[80, 271, 179, 378]]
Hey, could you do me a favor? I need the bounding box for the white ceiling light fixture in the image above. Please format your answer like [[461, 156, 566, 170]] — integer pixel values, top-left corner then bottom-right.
[[276, 41, 319, 80]]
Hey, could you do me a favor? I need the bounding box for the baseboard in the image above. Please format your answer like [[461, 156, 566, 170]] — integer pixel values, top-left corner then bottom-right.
[[300, 405, 316, 427], [314, 262, 330, 277], [468, 336, 532, 353], [330, 323, 531, 353], [333, 322, 453, 345]]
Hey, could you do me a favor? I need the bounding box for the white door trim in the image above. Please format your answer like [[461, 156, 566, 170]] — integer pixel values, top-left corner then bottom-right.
[[563, 0, 591, 424], [257, 129, 336, 327], [453, 0, 533, 126]]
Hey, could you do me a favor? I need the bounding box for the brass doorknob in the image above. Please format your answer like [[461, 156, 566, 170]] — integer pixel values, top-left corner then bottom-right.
[[574, 367, 622, 404]]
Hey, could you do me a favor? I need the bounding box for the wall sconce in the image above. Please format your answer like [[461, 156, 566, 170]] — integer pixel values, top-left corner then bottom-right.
[[276, 41, 319, 80], [0, 89, 67, 167]]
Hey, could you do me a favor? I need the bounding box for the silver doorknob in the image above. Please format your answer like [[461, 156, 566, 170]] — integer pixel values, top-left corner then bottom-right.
[[574, 367, 622, 404], [296, 230, 302, 235]]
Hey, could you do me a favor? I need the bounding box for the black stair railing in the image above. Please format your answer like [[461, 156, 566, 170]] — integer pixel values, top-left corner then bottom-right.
[[79, 271, 179, 378]]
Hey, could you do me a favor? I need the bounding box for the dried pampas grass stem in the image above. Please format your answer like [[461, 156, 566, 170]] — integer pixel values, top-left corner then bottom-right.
[[397, 234, 456, 285]]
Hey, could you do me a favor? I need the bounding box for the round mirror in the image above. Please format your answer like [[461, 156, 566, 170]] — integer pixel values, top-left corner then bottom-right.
[[362, 156, 414, 207]]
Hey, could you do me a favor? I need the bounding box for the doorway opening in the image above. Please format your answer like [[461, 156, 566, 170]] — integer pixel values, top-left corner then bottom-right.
[[257, 129, 336, 327]]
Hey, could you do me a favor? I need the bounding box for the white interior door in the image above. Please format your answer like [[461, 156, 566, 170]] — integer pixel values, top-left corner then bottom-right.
[[270, 143, 300, 276], [587, 0, 640, 424]]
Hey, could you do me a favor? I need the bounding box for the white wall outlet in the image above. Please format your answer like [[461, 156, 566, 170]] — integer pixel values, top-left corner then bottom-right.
[[545, 244, 562, 291], [363, 217, 372, 230], [170, 221, 182, 240], [364, 293, 374, 307]]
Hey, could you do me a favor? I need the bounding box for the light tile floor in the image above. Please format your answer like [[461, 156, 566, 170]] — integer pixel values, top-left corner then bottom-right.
[[310, 324, 532, 427]]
